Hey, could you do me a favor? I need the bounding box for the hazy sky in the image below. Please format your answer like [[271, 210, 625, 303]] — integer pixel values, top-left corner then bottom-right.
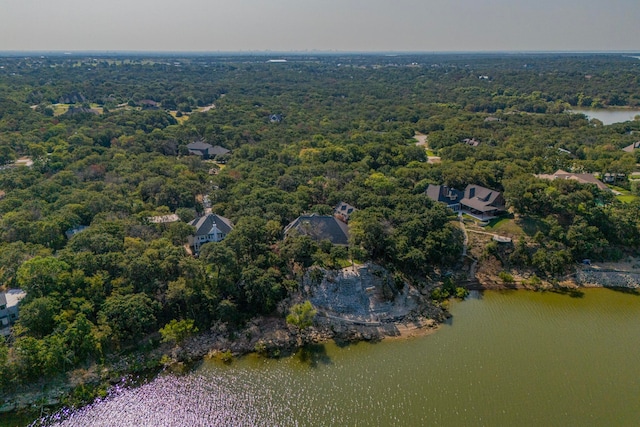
[[1, 0, 638, 52]]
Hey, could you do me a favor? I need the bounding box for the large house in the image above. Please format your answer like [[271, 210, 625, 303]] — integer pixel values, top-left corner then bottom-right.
[[425, 185, 464, 212], [536, 169, 609, 191], [1, 289, 26, 337], [426, 184, 504, 219], [188, 213, 234, 253], [460, 184, 506, 220], [284, 214, 350, 246], [186, 140, 231, 160]]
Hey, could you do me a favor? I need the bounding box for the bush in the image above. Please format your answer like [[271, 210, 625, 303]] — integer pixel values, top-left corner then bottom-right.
[[498, 271, 515, 284]]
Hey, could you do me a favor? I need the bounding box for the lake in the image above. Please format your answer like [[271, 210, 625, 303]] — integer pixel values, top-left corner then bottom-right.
[[569, 108, 640, 125], [31, 289, 640, 426]]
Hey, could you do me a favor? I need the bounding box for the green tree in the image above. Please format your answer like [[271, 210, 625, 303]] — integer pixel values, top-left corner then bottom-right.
[[286, 301, 317, 330], [16, 256, 70, 298], [98, 293, 159, 345], [17, 296, 61, 338], [159, 319, 198, 345]]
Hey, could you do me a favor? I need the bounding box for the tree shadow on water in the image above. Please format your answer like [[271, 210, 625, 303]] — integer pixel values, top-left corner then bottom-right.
[[548, 287, 585, 298], [295, 343, 332, 368], [605, 286, 640, 296]]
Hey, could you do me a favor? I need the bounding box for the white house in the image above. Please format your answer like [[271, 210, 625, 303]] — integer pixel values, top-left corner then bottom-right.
[[188, 213, 234, 253], [0, 289, 27, 337]]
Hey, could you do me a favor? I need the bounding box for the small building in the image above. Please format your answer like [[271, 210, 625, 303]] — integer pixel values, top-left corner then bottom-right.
[[462, 138, 481, 147], [603, 173, 626, 184], [425, 184, 464, 212], [334, 201, 356, 223], [14, 157, 34, 167], [65, 225, 89, 239], [138, 99, 160, 110], [460, 184, 506, 220], [188, 213, 234, 253], [284, 214, 350, 246], [147, 214, 180, 224], [0, 289, 27, 337], [269, 114, 283, 123], [186, 140, 231, 160]]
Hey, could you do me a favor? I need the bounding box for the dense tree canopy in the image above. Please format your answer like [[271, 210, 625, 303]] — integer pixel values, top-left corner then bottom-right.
[[0, 53, 639, 390]]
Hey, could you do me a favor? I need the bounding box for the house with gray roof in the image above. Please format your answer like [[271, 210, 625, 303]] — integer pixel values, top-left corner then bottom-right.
[[0, 289, 27, 337], [284, 214, 350, 246], [186, 140, 231, 160], [460, 184, 506, 220], [426, 184, 464, 212], [462, 138, 481, 147], [188, 213, 234, 253]]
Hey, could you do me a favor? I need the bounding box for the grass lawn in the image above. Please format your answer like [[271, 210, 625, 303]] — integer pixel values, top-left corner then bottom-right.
[[608, 184, 630, 193], [617, 195, 639, 203], [169, 111, 190, 124], [52, 104, 70, 116], [484, 215, 526, 237]]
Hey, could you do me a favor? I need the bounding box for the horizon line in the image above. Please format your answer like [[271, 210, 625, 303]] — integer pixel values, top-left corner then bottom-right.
[[0, 49, 639, 57]]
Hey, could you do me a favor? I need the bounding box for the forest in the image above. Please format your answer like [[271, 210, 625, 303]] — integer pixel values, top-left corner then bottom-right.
[[0, 53, 639, 397]]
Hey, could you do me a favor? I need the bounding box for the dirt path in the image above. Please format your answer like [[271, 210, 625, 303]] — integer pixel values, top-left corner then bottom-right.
[[413, 133, 441, 164], [466, 228, 511, 242], [459, 215, 468, 258]]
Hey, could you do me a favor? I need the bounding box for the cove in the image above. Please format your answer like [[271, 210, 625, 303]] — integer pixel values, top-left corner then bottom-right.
[[569, 108, 640, 125], [37, 289, 640, 426]]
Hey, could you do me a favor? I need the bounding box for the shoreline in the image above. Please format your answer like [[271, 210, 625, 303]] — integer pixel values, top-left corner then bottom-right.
[[4, 270, 638, 422]]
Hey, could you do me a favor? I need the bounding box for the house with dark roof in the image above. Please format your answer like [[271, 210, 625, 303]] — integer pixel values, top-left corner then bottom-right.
[[284, 214, 350, 246], [188, 213, 234, 253], [334, 201, 356, 223], [425, 184, 464, 212], [269, 114, 283, 123], [535, 170, 609, 191], [65, 225, 89, 240], [462, 138, 481, 147], [139, 99, 160, 109], [623, 141, 640, 153], [1, 289, 26, 337], [460, 184, 506, 220], [186, 140, 231, 160]]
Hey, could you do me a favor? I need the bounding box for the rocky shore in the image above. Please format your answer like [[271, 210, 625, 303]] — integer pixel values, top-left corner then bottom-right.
[[1, 263, 446, 420]]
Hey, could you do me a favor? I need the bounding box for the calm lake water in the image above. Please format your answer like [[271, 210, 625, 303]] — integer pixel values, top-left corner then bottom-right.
[[569, 108, 640, 125], [30, 289, 640, 426]]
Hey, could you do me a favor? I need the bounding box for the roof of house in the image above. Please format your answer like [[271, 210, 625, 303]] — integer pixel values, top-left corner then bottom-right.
[[334, 201, 356, 222], [65, 225, 89, 239], [187, 140, 212, 151], [426, 184, 464, 206], [147, 214, 180, 224], [1, 289, 26, 308], [188, 213, 234, 236], [536, 170, 609, 191], [622, 141, 640, 152], [460, 184, 505, 212], [187, 140, 230, 157], [463, 138, 481, 147], [284, 214, 350, 245], [208, 145, 231, 156]]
